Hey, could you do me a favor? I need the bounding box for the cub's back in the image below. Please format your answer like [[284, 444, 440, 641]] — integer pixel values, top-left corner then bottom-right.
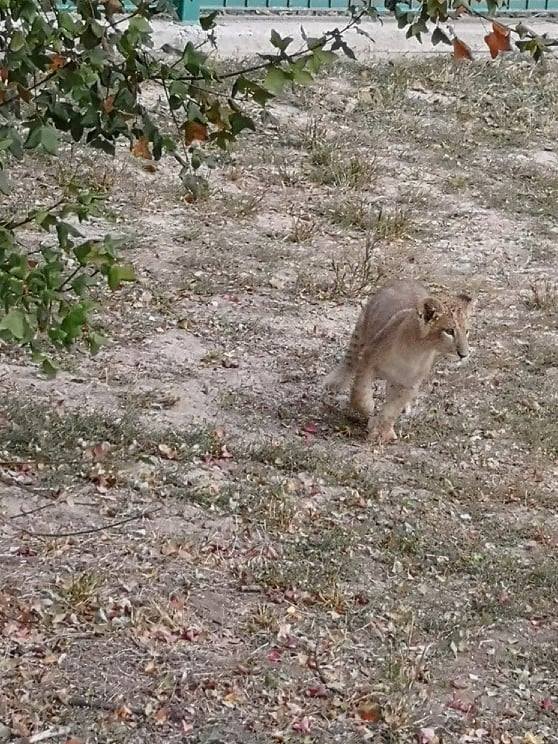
[[362, 280, 428, 340]]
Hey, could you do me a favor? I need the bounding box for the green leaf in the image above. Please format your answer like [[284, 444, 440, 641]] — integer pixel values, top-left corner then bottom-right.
[[291, 66, 314, 86], [128, 16, 151, 34], [40, 127, 59, 156], [87, 331, 105, 354], [0, 171, 11, 196], [107, 264, 135, 290], [229, 112, 255, 136], [41, 357, 59, 378], [200, 10, 219, 30], [263, 67, 289, 95], [9, 31, 26, 52], [0, 309, 28, 340], [431, 26, 452, 46], [270, 30, 293, 52]]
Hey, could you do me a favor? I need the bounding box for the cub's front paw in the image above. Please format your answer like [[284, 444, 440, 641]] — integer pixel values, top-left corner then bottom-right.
[[369, 423, 398, 445]]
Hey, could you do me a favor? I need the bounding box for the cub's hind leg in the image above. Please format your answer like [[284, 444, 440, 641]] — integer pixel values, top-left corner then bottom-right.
[[324, 307, 364, 394]]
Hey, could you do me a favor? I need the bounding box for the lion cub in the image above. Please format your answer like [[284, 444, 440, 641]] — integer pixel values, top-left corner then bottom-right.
[[325, 280, 475, 444]]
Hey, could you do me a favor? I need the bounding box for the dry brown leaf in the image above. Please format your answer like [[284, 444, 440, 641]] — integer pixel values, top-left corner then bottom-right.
[[357, 700, 382, 723], [184, 121, 208, 145], [17, 83, 32, 103], [453, 38, 473, 61], [131, 136, 152, 160], [158, 443, 177, 460], [104, 0, 124, 13], [49, 54, 66, 70], [484, 22, 512, 59], [113, 705, 134, 721], [91, 442, 111, 461], [102, 95, 115, 113], [153, 707, 169, 725]]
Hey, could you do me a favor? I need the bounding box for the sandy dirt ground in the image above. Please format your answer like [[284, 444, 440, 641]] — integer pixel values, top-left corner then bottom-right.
[[1, 51, 558, 744]]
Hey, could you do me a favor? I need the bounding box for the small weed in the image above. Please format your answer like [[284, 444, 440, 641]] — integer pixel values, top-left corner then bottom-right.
[[310, 151, 376, 189], [374, 206, 411, 240], [288, 214, 317, 243], [221, 192, 264, 217], [56, 572, 102, 610], [274, 157, 301, 187], [446, 173, 470, 191], [315, 583, 349, 614], [245, 603, 276, 632], [57, 160, 115, 196], [526, 278, 558, 313], [329, 197, 373, 231], [329, 232, 380, 298], [300, 117, 329, 151], [329, 201, 410, 236]]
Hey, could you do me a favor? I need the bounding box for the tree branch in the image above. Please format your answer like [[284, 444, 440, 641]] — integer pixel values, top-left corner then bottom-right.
[[18, 507, 163, 539]]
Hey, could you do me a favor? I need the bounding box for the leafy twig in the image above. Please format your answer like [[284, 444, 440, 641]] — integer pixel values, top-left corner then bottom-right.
[[0, 198, 65, 231]]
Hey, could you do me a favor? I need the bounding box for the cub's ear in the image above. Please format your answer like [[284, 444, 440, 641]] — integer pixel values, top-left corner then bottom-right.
[[457, 292, 476, 314], [417, 297, 443, 324]]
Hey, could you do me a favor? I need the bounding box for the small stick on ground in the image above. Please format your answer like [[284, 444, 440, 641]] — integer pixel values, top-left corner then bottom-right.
[[28, 727, 72, 743]]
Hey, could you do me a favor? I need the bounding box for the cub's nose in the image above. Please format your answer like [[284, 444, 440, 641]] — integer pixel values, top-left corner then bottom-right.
[[457, 351, 468, 359]]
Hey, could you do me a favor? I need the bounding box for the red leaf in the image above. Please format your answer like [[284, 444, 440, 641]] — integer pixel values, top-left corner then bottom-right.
[[484, 22, 511, 59], [49, 54, 66, 70], [306, 684, 328, 698], [453, 38, 473, 61], [131, 136, 152, 160], [292, 716, 312, 734], [184, 122, 208, 146], [357, 701, 382, 723], [447, 693, 475, 714], [267, 648, 283, 663], [102, 95, 115, 114], [181, 627, 199, 642], [540, 697, 554, 711]]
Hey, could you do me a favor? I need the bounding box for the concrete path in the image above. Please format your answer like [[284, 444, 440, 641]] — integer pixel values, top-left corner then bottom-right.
[[151, 13, 558, 60]]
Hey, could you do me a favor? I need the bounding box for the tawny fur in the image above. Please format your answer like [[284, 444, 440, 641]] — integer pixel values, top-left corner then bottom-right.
[[324, 280, 475, 444]]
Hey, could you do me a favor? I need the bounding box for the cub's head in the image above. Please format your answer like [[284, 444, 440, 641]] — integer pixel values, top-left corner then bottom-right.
[[417, 292, 475, 359]]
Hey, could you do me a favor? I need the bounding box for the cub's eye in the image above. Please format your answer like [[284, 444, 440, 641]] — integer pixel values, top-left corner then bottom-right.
[[443, 328, 455, 337]]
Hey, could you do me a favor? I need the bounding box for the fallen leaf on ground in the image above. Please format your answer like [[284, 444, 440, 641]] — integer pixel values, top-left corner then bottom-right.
[[131, 137, 152, 160], [417, 728, 439, 744], [357, 700, 382, 723], [158, 443, 177, 460], [292, 716, 312, 734]]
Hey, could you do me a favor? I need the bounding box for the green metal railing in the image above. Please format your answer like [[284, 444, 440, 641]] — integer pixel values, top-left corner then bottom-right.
[[85, 0, 558, 25], [196, 0, 558, 12]]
